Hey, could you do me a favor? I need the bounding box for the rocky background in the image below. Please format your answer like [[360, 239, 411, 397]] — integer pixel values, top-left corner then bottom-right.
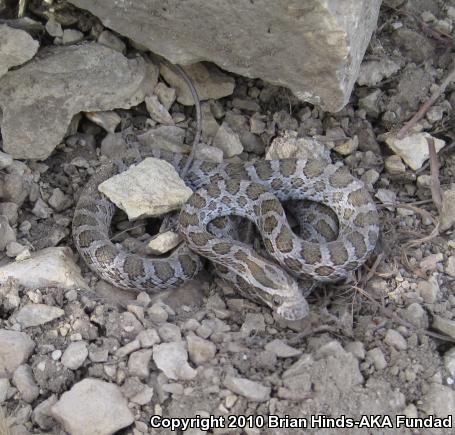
[[0, 0, 455, 434]]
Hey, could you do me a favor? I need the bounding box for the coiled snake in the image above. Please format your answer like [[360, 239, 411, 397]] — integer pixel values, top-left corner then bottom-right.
[[72, 148, 379, 321]]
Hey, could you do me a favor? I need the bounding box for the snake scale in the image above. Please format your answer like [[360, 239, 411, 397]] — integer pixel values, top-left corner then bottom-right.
[[73, 149, 379, 320]]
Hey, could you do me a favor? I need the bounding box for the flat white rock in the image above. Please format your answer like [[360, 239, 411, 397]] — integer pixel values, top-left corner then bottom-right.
[[99, 157, 193, 219], [15, 304, 64, 328], [223, 376, 271, 402], [0, 330, 35, 377], [266, 131, 331, 163], [385, 133, 445, 171], [212, 122, 243, 157], [0, 24, 39, 78], [51, 378, 134, 435], [0, 247, 88, 290], [152, 341, 197, 381], [146, 231, 182, 255], [264, 339, 302, 358]]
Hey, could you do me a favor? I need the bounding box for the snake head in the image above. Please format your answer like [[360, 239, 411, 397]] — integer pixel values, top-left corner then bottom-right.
[[276, 297, 309, 321], [258, 265, 309, 321]]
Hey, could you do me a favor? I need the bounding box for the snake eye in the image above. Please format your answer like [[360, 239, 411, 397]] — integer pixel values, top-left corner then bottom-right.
[[272, 295, 282, 306]]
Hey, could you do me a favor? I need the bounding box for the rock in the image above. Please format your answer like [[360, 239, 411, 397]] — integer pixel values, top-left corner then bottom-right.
[[187, 335, 216, 365], [157, 322, 182, 342], [433, 316, 455, 340], [358, 89, 382, 118], [420, 253, 443, 272], [0, 24, 39, 78], [146, 231, 181, 255], [384, 155, 406, 175], [12, 364, 39, 403], [128, 349, 153, 379], [240, 313, 266, 336], [99, 157, 192, 219], [61, 341, 88, 370], [51, 378, 134, 435], [69, 0, 381, 111], [385, 133, 445, 171], [146, 303, 169, 323], [357, 58, 401, 86], [15, 304, 65, 328], [45, 17, 63, 37], [0, 330, 35, 377], [444, 348, 455, 379], [250, 115, 266, 135], [392, 28, 435, 63], [154, 82, 176, 110], [241, 131, 265, 155], [212, 122, 243, 157], [129, 384, 154, 405], [0, 43, 158, 160], [0, 247, 88, 290], [85, 111, 122, 133], [145, 94, 174, 125], [0, 151, 13, 170], [116, 340, 141, 358], [446, 256, 455, 278], [62, 29, 84, 44], [440, 188, 455, 232], [100, 132, 128, 159], [314, 340, 346, 359], [426, 105, 444, 123], [97, 30, 126, 53], [384, 329, 407, 351], [137, 125, 189, 153], [420, 384, 455, 419], [0, 215, 16, 250], [366, 347, 387, 370], [223, 376, 270, 402], [3, 173, 29, 206], [374, 189, 396, 211], [195, 144, 224, 163], [333, 136, 358, 156], [361, 169, 380, 187], [418, 276, 439, 304], [153, 342, 196, 381], [402, 302, 428, 329], [200, 102, 220, 142], [0, 378, 10, 403], [48, 188, 71, 212], [265, 131, 330, 163], [160, 62, 235, 105], [264, 339, 302, 358], [32, 198, 53, 219], [233, 98, 261, 112], [0, 203, 19, 225], [345, 341, 365, 360], [32, 394, 58, 430]]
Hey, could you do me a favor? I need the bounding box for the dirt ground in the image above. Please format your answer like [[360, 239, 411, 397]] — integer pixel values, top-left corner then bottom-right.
[[2, 0, 455, 434]]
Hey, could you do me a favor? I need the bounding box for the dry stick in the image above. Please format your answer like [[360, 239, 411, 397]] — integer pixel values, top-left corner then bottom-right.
[[157, 59, 202, 233], [160, 60, 202, 179], [397, 65, 455, 139], [427, 137, 443, 212]]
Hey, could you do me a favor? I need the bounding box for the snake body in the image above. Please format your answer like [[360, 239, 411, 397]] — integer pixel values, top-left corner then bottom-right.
[[73, 150, 379, 320]]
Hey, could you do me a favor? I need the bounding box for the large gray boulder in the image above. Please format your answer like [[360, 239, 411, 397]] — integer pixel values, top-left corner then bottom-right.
[[69, 0, 381, 111], [0, 43, 158, 160]]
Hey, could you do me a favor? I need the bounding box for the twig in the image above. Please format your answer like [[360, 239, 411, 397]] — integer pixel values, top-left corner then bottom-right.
[[153, 58, 202, 232], [397, 64, 455, 139], [160, 60, 202, 179], [427, 137, 443, 212]]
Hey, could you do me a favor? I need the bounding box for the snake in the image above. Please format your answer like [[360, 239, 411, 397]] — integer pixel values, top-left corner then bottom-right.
[[72, 148, 379, 321]]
